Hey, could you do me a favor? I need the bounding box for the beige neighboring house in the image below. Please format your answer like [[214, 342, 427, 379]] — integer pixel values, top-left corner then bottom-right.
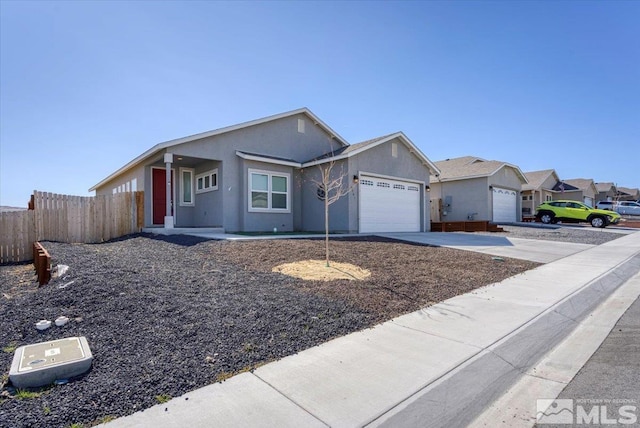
[[429, 156, 528, 223], [617, 186, 640, 201], [522, 169, 561, 217], [554, 178, 598, 207], [595, 182, 617, 202]]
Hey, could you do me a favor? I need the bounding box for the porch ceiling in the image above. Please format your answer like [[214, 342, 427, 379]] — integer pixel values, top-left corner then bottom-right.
[[150, 154, 219, 168]]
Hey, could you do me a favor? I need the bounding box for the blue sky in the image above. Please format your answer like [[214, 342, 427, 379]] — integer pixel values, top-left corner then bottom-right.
[[1, 0, 638, 207]]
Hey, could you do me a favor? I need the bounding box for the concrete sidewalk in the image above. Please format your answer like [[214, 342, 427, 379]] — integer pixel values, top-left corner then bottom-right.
[[105, 232, 640, 428]]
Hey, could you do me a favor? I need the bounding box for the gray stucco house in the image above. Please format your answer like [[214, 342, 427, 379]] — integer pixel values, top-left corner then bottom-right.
[[429, 156, 528, 223], [522, 169, 561, 216], [89, 108, 440, 233]]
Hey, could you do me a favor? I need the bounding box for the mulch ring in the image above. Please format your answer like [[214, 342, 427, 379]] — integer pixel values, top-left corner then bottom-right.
[[0, 234, 539, 428]]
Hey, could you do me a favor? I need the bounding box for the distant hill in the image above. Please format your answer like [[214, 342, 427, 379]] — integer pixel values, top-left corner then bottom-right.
[[0, 206, 26, 213]]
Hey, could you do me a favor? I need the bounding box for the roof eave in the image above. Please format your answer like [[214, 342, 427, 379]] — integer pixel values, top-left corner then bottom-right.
[[236, 151, 302, 168], [301, 132, 441, 176], [89, 107, 347, 192], [88, 144, 167, 192]]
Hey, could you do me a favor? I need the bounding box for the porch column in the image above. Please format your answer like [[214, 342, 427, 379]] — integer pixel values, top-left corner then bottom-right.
[[164, 153, 174, 229]]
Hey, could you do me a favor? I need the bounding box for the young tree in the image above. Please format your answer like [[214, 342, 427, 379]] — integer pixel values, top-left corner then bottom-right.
[[310, 158, 355, 267]]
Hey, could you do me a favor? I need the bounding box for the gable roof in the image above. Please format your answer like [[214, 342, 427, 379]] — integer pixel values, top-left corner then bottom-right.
[[563, 178, 596, 192], [617, 186, 640, 198], [432, 156, 527, 183], [302, 132, 440, 175], [595, 182, 616, 192], [552, 181, 579, 192], [89, 108, 348, 191], [522, 169, 559, 191]]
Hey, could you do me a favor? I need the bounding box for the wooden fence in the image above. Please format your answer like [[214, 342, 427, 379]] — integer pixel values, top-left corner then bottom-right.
[[0, 210, 36, 264], [33, 241, 51, 286], [0, 191, 144, 264]]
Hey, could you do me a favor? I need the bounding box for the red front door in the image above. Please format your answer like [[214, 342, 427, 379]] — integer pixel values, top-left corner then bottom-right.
[[152, 168, 174, 225]]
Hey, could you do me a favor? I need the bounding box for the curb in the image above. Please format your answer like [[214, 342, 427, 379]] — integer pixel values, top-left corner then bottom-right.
[[368, 253, 640, 427]]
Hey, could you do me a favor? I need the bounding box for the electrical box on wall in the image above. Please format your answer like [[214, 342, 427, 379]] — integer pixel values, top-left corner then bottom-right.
[[444, 195, 453, 212]]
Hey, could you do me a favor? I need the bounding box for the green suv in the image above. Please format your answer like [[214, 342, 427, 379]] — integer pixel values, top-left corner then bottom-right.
[[535, 200, 621, 228]]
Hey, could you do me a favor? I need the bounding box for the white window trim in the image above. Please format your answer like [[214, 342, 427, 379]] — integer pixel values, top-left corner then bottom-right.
[[248, 168, 291, 213], [179, 167, 195, 207], [196, 168, 218, 194]]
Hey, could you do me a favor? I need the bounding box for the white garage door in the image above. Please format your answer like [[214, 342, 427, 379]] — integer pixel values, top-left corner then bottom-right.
[[359, 176, 421, 233], [583, 197, 593, 207], [492, 187, 517, 223]]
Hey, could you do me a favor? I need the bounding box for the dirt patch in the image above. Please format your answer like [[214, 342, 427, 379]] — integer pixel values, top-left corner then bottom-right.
[[0, 263, 39, 300], [273, 260, 371, 281]]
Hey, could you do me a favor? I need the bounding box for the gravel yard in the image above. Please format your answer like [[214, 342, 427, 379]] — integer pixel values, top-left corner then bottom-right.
[[0, 228, 605, 427]]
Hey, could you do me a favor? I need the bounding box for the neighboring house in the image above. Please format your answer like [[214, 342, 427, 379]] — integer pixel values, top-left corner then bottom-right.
[[553, 178, 598, 207], [617, 186, 640, 201], [429, 156, 528, 223], [89, 108, 440, 234], [522, 169, 561, 217], [595, 182, 617, 202]]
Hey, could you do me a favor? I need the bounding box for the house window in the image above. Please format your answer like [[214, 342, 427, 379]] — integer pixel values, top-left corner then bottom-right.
[[522, 195, 528, 201], [180, 168, 195, 206], [249, 169, 290, 212], [391, 143, 398, 158], [196, 169, 218, 194]]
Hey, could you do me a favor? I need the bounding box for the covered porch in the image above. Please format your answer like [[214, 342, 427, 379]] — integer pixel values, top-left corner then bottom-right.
[[146, 152, 223, 230]]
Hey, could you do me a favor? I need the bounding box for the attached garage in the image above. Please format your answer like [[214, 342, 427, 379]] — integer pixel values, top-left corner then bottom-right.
[[359, 175, 421, 233], [492, 187, 517, 223]]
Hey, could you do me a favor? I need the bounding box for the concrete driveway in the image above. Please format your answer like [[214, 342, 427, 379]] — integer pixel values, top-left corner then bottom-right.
[[376, 232, 594, 263]]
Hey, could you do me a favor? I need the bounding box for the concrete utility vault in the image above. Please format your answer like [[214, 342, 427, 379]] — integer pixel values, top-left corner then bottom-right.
[[9, 336, 93, 389]]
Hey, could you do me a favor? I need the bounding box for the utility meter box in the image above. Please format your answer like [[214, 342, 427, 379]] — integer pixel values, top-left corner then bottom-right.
[[9, 336, 93, 389]]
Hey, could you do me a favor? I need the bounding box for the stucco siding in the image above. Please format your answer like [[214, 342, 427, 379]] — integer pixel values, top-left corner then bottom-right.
[[435, 177, 491, 222], [168, 114, 342, 166], [300, 159, 353, 233], [555, 191, 583, 203], [168, 114, 341, 231], [190, 161, 223, 227], [95, 166, 144, 197], [347, 138, 430, 231], [238, 159, 295, 233]]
